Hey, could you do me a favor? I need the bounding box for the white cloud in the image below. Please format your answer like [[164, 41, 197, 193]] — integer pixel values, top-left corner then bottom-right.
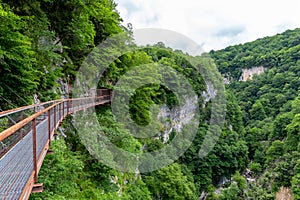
[[133, 28, 204, 55], [114, 0, 300, 52]]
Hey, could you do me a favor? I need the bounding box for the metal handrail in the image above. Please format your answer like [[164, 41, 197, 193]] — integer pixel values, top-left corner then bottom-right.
[[0, 101, 64, 142], [0, 100, 61, 118]]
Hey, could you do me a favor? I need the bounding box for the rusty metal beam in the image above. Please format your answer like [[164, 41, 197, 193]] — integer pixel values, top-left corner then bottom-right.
[[19, 171, 35, 200], [0, 100, 60, 118], [31, 183, 43, 193]]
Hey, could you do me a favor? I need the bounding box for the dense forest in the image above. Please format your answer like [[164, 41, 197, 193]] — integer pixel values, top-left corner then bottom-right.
[[0, 0, 299, 199], [209, 28, 300, 199]]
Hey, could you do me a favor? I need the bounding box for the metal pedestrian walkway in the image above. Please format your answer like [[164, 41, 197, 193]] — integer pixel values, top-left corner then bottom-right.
[[0, 89, 111, 200]]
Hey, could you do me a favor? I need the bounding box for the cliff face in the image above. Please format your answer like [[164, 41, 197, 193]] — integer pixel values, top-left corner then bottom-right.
[[157, 81, 217, 143], [240, 66, 265, 81], [157, 96, 199, 143]]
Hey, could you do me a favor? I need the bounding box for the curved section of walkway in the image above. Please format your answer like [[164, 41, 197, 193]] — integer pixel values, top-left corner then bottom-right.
[[0, 89, 111, 200]]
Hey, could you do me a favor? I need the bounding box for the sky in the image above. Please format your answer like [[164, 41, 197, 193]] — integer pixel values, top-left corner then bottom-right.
[[114, 0, 300, 52]]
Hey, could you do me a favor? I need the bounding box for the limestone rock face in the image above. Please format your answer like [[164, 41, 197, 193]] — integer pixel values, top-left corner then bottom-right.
[[240, 66, 265, 81], [158, 95, 198, 143]]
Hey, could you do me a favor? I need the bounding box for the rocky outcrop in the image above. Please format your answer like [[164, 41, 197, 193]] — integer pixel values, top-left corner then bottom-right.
[[157, 81, 217, 143], [240, 66, 265, 81], [276, 187, 293, 200], [157, 96, 198, 143], [202, 81, 216, 103], [56, 78, 69, 99]]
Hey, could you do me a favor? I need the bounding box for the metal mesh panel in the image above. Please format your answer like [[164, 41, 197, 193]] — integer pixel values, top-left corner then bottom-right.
[[36, 119, 49, 159], [0, 122, 32, 157], [56, 106, 60, 125], [0, 122, 33, 199], [50, 108, 55, 134], [64, 101, 68, 115]]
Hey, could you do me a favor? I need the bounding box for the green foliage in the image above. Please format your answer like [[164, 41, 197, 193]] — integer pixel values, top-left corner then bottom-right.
[[249, 100, 266, 121], [233, 171, 247, 190], [143, 163, 197, 200], [225, 91, 245, 135], [124, 179, 152, 200], [218, 172, 246, 200], [0, 3, 38, 107], [285, 114, 300, 152], [266, 140, 284, 163], [249, 162, 262, 174], [0, 117, 8, 132], [270, 112, 294, 140], [210, 28, 300, 79], [30, 139, 93, 199], [291, 174, 300, 199], [39, 0, 123, 66], [210, 28, 300, 199], [219, 184, 239, 200], [0, 0, 124, 109]]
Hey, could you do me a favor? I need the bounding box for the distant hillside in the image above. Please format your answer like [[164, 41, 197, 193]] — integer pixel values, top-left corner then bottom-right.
[[210, 28, 300, 80], [208, 28, 300, 199]]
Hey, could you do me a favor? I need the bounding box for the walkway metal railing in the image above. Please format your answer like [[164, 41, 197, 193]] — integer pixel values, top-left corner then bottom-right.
[[0, 89, 111, 200]]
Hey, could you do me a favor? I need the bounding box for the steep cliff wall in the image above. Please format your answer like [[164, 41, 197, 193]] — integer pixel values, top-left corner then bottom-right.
[[157, 96, 199, 143], [157, 81, 216, 143]]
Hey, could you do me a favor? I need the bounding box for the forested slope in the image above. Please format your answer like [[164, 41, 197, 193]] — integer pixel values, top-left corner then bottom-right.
[[210, 28, 300, 199], [210, 28, 300, 80], [0, 0, 123, 108]]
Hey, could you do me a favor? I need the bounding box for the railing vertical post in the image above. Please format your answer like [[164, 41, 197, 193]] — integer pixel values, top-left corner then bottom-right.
[[67, 75, 70, 114], [58, 104, 59, 121], [54, 105, 56, 127], [58, 103, 60, 121], [67, 100, 70, 114], [60, 103, 62, 120], [20, 111, 24, 121], [48, 110, 51, 145], [32, 118, 38, 182], [62, 101, 65, 117], [60, 102, 62, 119]]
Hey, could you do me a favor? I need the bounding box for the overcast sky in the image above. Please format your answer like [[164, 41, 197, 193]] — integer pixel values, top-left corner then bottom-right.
[[114, 0, 300, 52]]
